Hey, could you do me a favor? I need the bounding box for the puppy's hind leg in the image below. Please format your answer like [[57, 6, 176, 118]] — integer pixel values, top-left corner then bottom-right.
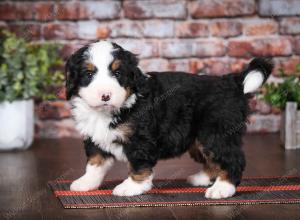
[[187, 140, 213, 187], [205, 148, 245, 199]]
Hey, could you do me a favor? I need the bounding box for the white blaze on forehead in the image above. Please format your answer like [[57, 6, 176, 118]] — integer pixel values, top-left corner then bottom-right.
[[89, 41, 115, 70], [78, 41, 127, 109]]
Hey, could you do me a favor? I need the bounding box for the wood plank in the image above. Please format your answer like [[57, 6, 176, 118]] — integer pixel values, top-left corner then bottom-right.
[[285, 102, 298, 149]]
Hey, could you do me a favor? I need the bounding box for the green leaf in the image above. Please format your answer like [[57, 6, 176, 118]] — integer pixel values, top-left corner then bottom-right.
[[0, 30, 65, 101]]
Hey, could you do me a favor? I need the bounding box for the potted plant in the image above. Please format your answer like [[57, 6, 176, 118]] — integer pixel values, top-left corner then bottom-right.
[[0, 31, 64, 150], [262, 64, 300, 149]]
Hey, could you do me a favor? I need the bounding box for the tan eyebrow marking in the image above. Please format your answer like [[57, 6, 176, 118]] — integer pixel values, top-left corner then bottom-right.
[[86, 63, 95, 72], [111, 59, 121, 71]]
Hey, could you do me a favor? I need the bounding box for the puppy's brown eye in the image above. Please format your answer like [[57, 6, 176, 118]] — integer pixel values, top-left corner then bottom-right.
[[114, 71, 121, 78], [87, 72, 94, 78]]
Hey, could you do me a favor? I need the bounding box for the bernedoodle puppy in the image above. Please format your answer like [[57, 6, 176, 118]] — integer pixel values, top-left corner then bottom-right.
[[65, 41, 273, 199]]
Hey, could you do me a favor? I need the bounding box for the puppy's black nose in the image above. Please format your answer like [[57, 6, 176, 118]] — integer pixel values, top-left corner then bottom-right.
[[101, 94, 111, 102]]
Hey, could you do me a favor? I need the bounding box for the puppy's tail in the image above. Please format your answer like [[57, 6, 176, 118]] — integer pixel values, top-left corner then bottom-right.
[[241, 58, 274, 94]]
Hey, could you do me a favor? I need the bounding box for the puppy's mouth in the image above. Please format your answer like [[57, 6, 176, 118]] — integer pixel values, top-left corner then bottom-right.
[[92, 104, 117, 112]]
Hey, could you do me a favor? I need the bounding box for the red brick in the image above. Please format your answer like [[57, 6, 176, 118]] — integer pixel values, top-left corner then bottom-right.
[[8, 23, 41, 41], [280, 17, 300, 35], [228, 40, 253, 57], [35, 119, 79, 138], [161, 39, 225, 59], [243, 19, 278, 36], [56, 2, 83, 20], [202, 58, 232, 75], [175, 21, 209, 38], [168, 59, 204, 73], [0, 3, 17, 20], [37, 101, 71, 120], [189, 59, 205, 74], [143, 20, 174, 38], [109, 21, 143, 38], [161, 40, 195, 58], [124, 0, 187, 19], [43, 23, 77, 40], [247, 114, 281, 133], [111, 20, 174, 38], [210, 21, 242, 37], [114, 39, 159, 58], [295, 37, 300, 55], [79, 1, 121, 20], [35, 2, 55, 21], [168, 59, 190, 72], [0, 2, 35, 20], [250, 98, 272, 115], [0, 22, 7, 31], [189, 0, 255, 18], [228, 37, 292, 57], [97, 27, 110, 39], [139, 59, 169, 72], [259, 0, 300, 16], [252, 37, 292, 57], [229, 59, 248, 73], [57, 1, 121, 20], [59, 44, 82, 61], [201, 58, 248, 75], [277, 57, 300, 75], [195, 40, 226, 57], [78, 21, 109, 40], [56, 87, 67, 100]]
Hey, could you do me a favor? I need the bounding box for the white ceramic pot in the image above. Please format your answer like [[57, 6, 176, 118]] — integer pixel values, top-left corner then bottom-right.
[[0, 99, 34, 150]]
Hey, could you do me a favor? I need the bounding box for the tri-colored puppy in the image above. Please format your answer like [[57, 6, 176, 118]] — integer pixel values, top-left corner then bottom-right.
[[66, 41, 273, 199]]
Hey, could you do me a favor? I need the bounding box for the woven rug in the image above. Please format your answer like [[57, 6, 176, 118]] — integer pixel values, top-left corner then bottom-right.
[[48, 176, 300, 208]]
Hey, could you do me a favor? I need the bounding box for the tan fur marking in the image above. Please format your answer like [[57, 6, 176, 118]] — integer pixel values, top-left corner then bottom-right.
[[86, 62, 95, 72], [130, 169, 152, 183], [188, 140, 207, 163], [125, 87, 133, 100], [189, 139, 230, 182], [116, 122, 134, 143], [111, 59, 121, 71], [88, 154, 106, 166]]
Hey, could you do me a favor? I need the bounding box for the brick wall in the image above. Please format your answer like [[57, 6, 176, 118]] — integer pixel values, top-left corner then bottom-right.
[[1, 0, 299, 138]]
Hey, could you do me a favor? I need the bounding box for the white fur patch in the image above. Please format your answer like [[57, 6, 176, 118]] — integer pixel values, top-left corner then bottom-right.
[[187, 171, 212, 186], [70, 159, 114, 191], [123, 94, 137, 108], [243, 70, 264, 94], [205, 177, 236, 199], [71, 97, 128, 161], [112, 175, 153, 196]]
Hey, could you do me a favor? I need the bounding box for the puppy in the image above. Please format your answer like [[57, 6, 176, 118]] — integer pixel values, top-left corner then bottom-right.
[[66, 41, 273, 199]]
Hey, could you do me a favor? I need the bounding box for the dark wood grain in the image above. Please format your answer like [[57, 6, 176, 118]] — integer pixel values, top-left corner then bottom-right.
[[0, 134, 300, 220]]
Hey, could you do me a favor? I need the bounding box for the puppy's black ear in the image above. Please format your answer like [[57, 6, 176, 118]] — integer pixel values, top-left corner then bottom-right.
[[65, 55, 78, 100], [124, 50, 139, 66], [65, 46, 88, 100]]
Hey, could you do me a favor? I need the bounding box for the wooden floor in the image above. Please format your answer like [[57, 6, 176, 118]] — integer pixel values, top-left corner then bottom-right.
[[0, 133, 300, 220]]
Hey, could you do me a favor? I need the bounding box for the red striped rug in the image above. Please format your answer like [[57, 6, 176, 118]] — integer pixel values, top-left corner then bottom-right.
[[48, 176, 300, 208]]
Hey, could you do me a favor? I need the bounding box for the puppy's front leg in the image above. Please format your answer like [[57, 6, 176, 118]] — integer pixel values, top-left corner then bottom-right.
[[113, 167, 153, 196], [70, 154, 114, 191], [70, 140, 114, 191]]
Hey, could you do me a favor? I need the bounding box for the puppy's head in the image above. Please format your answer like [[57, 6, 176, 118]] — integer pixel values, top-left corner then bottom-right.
[[66, 41, 144, 112]]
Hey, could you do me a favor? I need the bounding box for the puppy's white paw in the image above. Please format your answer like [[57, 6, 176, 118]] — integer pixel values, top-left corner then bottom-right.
[[187, 171, 211, 186], [205, 178, 236, 199], [70, 175, 101, 191], [70, 160, 113, 192], [112, 176, 153, 196]]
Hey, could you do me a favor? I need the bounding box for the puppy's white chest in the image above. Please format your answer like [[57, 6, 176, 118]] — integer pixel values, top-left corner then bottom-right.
[[71, 98, 127, 161]]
